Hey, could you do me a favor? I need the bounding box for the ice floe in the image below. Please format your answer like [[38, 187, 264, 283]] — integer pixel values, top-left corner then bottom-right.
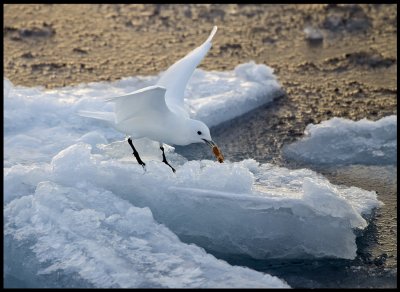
[[5, 180, 289, 288], [284, 116, 397, 165], [4, 67, 383, 288]]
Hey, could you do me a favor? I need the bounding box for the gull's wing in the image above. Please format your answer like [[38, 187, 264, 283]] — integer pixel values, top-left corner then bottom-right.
[[106, 85, 168, 124], [157, 26, 217, 114]]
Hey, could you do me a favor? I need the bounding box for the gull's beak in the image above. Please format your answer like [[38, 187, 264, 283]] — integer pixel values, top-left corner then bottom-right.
[[202, 139, 216, 148]]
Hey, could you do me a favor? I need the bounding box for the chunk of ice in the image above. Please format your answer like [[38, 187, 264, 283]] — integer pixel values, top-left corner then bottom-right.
[[4, 70, 382, 287], [5, 181, 289, 288], [284, 116, 397, 165], [5, 142, 381, 262]]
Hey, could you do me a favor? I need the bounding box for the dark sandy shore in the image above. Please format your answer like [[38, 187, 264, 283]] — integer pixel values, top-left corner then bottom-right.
[[4, 4, 397, 288]]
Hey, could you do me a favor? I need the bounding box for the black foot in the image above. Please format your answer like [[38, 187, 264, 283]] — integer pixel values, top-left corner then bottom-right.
[[127, 138, 146, 169], [160, 146, 176, 173]]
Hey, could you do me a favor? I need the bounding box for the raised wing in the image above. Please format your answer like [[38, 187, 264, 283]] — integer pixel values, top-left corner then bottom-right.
[[106, 85, 168, 124], [157, 26, 217, 114]]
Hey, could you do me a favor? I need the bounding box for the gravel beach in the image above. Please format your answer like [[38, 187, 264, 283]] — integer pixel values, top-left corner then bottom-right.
[[4, 4, 397, 158]]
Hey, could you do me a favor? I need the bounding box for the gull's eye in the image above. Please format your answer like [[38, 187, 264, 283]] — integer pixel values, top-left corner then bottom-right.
[[197, 131, 202, 135]]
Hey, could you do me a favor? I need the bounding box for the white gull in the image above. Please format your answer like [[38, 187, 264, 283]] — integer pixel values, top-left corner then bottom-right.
[[79, 26, 220, 172]]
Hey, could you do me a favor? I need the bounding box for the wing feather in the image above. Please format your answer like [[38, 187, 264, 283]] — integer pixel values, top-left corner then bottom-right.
[[157, 26, 217, 114], [106, 85, 168, 124]]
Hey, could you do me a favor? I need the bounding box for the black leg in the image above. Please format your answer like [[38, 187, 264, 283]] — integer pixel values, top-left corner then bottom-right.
[[160, 146, 176, 173], [127, 138, 146, 169]]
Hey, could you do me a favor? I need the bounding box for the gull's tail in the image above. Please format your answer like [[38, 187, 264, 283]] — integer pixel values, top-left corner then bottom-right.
[[78, 110, 115, 125]]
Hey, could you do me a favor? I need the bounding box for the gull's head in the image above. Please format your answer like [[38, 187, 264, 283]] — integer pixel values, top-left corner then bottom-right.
[[187, 119, 214, 146], [184, 118, 224, 163]]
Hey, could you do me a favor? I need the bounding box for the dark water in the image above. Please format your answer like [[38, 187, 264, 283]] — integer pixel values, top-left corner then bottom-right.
[[175, 101, 397, 288]]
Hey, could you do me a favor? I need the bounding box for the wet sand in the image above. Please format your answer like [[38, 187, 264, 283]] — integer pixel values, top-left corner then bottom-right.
[[4, 4, 397, 288]]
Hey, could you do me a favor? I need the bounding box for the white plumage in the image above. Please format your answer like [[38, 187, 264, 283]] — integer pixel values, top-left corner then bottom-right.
[[79, 27, 220, 171], [80, 26, 218, 147]]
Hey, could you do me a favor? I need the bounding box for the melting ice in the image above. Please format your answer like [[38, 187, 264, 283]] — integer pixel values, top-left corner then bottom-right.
[[284, 116, 397, 165], [4, 63, 383, 288]]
